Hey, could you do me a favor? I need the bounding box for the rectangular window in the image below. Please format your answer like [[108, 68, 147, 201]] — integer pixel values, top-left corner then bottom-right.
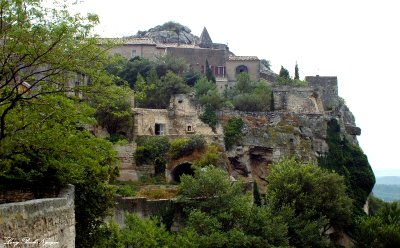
[[155, 123, 165, 135], [186, 125, 195, 133], [131, 50, 137, 58]]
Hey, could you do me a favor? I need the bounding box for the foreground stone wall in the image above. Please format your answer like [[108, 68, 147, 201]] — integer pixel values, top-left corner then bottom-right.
[[0, 185, 75, 248]]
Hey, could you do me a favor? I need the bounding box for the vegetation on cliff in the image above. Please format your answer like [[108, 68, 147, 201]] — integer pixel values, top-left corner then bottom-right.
[[319, 119, 375, 215]]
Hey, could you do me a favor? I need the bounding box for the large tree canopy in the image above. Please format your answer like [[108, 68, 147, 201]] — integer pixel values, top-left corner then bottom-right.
[[0, 0, 116, 140], [266, 158, 353, 247], [0, 1, 125, 247]]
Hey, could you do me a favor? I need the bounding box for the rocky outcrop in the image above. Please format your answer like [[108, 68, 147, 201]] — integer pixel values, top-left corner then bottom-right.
[[132, 22, 199, 45], [221, 95, 361, 191]]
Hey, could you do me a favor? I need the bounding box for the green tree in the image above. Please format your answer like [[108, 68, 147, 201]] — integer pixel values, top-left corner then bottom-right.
[[198, 89, 224, 111], [223, 117, 245, 150], [121, 213, 174, 248], [0, 1, 119, 247], [279, 66, 290, 79], [235, 72, 253, 94], [178, 166, 290, 247], [194, 77, 217, 99], [92, 84, 134, 140], [183, 69, 202, 86], [156, 54, 188, 77], [266, 158, 353, 247], [260, 59, 271, 70], [355, 202, 400, 248], [294, 62, 299, 80], [199, 105, 218, 131], [205, 59, 216, 83], [157, 71, 191, 107], [137, 71, 190, 109]]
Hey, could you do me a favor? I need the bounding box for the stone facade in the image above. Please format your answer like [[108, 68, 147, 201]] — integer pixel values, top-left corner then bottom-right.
[[306, 75, 339, 110], [133, 94, 220, 141], [0, 185, 75, 248], [114, 143, 137, 181], [101, 38, 164, 60], [273, 86, 324, 114], [226, 56, 260, 82]]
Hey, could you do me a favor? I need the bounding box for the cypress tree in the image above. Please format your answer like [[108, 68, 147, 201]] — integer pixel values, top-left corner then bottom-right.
[[294, 63, 299, 80], [279, 66, 290, 79], [205, 59, 216, 83]]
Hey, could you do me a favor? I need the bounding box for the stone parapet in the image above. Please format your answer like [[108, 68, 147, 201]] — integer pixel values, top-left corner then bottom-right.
[[0, 185, 75, 248]]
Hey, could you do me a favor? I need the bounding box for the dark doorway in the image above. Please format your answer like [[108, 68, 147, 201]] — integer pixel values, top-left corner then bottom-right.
[[171, 162, 194, 183]]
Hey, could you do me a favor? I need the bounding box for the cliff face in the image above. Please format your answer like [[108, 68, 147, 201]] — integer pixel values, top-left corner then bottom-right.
[[222, 77, 362, 191]]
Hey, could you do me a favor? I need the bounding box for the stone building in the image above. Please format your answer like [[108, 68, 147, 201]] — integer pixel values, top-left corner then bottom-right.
[[104, 27, 260, 91], [133, 93, 219, 140]]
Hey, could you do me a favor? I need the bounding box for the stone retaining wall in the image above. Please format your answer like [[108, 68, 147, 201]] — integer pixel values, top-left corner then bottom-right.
[[0, 185, 75, 248]]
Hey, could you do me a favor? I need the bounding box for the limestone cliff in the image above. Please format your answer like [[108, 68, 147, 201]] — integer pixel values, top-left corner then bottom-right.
[[219, 76, 364, 191]]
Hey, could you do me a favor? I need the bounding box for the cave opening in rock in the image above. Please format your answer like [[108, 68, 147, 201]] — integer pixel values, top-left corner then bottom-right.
[[171, 162, 194, 183]]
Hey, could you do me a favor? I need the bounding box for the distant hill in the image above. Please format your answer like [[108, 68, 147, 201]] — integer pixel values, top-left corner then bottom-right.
[[375, 176, 400, 185], [372, 176, 400, 201]]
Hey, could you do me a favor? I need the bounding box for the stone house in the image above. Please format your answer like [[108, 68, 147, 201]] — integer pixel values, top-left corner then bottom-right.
[[133, 93, 220, 141], [104, 27, 261, 92]]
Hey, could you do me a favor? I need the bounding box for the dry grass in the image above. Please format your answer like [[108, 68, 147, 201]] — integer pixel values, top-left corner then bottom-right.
[[135, 187, 178, 199]]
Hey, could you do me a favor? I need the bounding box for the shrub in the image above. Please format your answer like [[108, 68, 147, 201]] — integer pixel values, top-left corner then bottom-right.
[[223, 117, 245, 150], [199, 105, 218, 131], [134, 136, 170, 165], [115, 184, 137, 197], [169, 135, 206, 159], [186, 134, 206, 151], [193, 144, 220, 168], [233, 93, 266, 111], [169, 138, 188, 159]]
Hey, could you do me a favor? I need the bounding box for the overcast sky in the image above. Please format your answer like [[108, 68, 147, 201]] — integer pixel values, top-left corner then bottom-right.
[[65, 0, 399, 176]]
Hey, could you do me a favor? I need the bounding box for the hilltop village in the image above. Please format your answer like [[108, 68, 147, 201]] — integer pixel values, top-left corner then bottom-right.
[[100, 25, 361, 188], [1, 6, 381, 246]]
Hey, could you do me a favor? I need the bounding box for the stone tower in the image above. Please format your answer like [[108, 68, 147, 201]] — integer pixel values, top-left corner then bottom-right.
[[199, 27, 213, 48]]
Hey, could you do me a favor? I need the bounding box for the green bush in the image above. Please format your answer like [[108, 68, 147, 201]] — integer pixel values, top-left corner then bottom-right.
[[169, 135, 206, 159], [199, 105, 218, 131], [233, 93, 268, 111], [115, 184, 137, 197], [223, 117, 244, 150], [193, 145, 220, 168], [134, 136, 170, 165], [169, 138, 188, 159]]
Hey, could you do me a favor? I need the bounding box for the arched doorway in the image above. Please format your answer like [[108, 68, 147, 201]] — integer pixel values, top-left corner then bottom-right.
[[170, 162, 194, 183], [235, 65, 248, 75]]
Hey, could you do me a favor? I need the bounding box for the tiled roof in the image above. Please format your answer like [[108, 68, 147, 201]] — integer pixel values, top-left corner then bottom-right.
[[228, 56, 259, 61], [97, 38, 156, 45], [157, 43, 200, 48]]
